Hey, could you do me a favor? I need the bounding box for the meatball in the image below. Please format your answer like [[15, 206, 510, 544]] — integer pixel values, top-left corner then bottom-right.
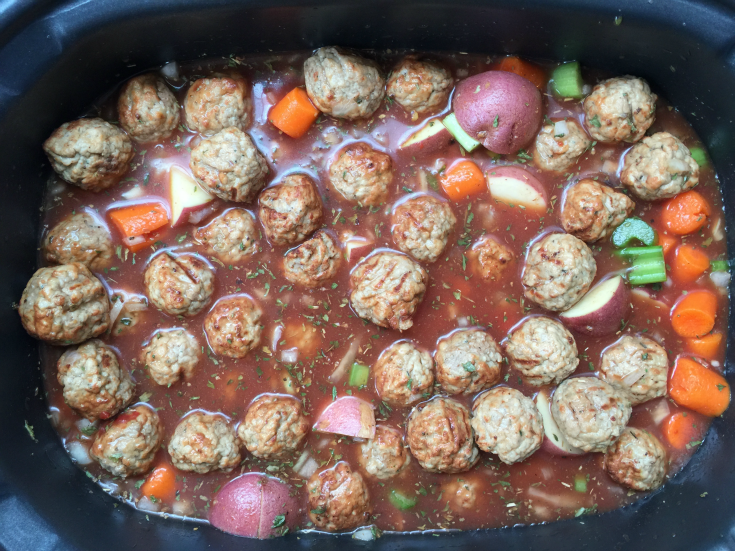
[[391, 194, 456, 263], [141, 328, 200, 387], [328, 143, 392, 206], [373, 341, 434, 407], [90, 404, 163, 477], [189, 127, 268, 203], [283, 230, 341, 288], [604, 427, 667, 491], [43, 118, 134, 192], [19, 263, 110, 345], [551, 377, 632, 453], [307, 462, 371, 532], [184, 74, 251, 134], [304, 47, 385, 120], [57, 339, 135, 421], [406, 397, 479, 473], [599, 335, 668, 406], [434, 329, 503, 395], [118, 74, 179, 143], [359, 425, 410, 479], [522, 233, 597, 312], [350, 250, 428, 331], [471, 387, 543, 465], [561, 179, 635, 242], [43, 212, 113, 270], [144, 252, 215, 317], [258, 174, 323, 246], [168, 411, 241, 473], [583, 76, 657, 143], [620, 132, 699, 201], [534, 119, 591, 172], [505, 316, 579, 386], [237, 394, 309, 459], [386, 56, 453, 114], [193, 208, 258, 263], [203, 295, 262, 358], [467, 236, 514, 281]]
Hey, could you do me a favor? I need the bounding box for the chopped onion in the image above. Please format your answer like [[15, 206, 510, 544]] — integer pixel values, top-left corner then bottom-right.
[[582, 84, 591, 95], [650, 400, 671, 425], [124, 300, 148, 312], [108, 296, 126, 327], [271, 324, 284, 352], [418, 170, 429, 192], [457, 316, 470, 328], [553, 120, 568, 137], [602, 159, 619, 175], [710, 270, 731, 290], [121, 185, 144, 200], [109, 293, 148, 327], [172, 499, 194, 517], [66, 440, 92, 465], [329, 340, 360, 383], [76, 418, 98, 438], [622, 368, 646, 386], [137, 496, 161, 513], [323, 128, 342, 146], [352, 527, 376, 541], [160, 61, 179, 80], [281, 348, 298, 364], [293, 451, 319, 479], [712, 217, 725, 241]]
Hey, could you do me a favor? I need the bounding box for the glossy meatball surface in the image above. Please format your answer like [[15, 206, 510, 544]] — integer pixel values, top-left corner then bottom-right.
[[283, 231, 341, 288], [141, 328, 200, 387], [386, 56, 453, 114], [184, 74, 251, 134], [468, 236, 514, 281], [193, 208, 258, 263], [118, 73, 179, 143], [391, 194, 456, 263], [583, 76, 656, 143], [43, 212, 113, 270], [237, 394, 309, 459], [144, 252, 215, 317], [434, 328, 503, 395], [534, 119, 591, 172], [168, 412, 241, 473], [374, 341, 434, 407], [258, 174, 323, 246], [561, 179, 635, 242], [204, 295, 263, 358], [359, 425, 410, 479], [604, 427, 667, 491], [329, 142, 392, 206], [599, 335, 668, 405], [307, 462, 371, 532]]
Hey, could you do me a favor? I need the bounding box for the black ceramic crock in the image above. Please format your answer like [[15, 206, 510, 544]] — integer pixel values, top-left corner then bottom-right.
[[1, 1, 734, 549]]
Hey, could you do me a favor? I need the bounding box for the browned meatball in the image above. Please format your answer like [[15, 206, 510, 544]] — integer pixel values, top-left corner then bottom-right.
[[599, 335, 668, 405], [141, 328, 200, 387], [604, 427, 667, 491], [467, 236, 514, 281], [283, 230, 341, 288], [386, 56, 453, 114], [19, 263, 110, 345], [192, 208, 258, 263], [168, 411, 241, 473], [307, 462, 371, 532], [43, 212, 113, 270], [391, 194, 456, 262], [533, 119, 591, 172], [358, 425, 410, 479], [561, 179, 635, 242], [350, 250, 428, 331], [373, 340, 434, 407], [406, 397, 479, 473], [203, 295, 263, 358], [118, 73, 179, 143], [144, 252, 215, 317], [184, 74, 251, 134], [237, 394, 309, 459], [329, 143, 392, 206], [90, 404, 163, 477], [434, 328, 503, 395], [258, 173, 323, 246], [583, 76, 657, 143], [43, 118, 134, 192]]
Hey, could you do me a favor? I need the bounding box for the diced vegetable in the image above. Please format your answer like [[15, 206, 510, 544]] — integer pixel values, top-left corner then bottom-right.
[[711, 259, 730, 272], [170, 167, 214, 227], [611, 217, 657, 247], [440, 160, 486, 201], [689, 146, 708, 167], [616, 246, 666, 285], [485, 166, 547, 212], [686, 332, 723, 359], [348, 362, 370, 387], [558, 275, 628, 337], [109, 202, 169, 238], [313, 396, 376, 439], [441, 113, 480, 152], [670, 290, 718, 338], [663, 412, 700, 450], [657, 233, 678, 257], [661, 190, 711, 235], [670, 245, 710, 283], [329, 340, 360, 382], [668, 356, 730, 417], [399, 118, 453, 156], [573, 474, 587, 493], [388, 489, 417, 511], [268, 87, 320, 138], [550, 62, 584, 99], [123, 233, 160, 253], [140, 464, 177, 502], [498, 56, 547, 90]]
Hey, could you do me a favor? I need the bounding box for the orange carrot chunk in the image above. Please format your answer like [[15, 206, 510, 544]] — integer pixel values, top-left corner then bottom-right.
[[661, 190, 711, 235], [440, 160, 486, 201], [269, 87, 320, 138], [498, 56, 548, 90], [657, 233, 678, 257], [663, 412, 700, 450], [686, 332, 723, 360], [670, 289, 718, 338], [670, 244, 710, 283], [668, 356, 730, 417], [140, 464, 177, 502], [109, 203, 169, 238]]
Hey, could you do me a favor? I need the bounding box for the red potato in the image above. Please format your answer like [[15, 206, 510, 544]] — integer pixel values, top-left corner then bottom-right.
[[209, 473, 299, 538], [535, 389, 585, 457], [170, 166, 214, 227], [343, 236, 375, 264], [559, 275, 629, 336], [399, 118, 453, 157], [486, 166, 547, 212], [313, 396, 376, 439], [453, 70, 542, 154]]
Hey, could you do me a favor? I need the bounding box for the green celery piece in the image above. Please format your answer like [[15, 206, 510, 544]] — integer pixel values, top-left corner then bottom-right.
[[442, 113, 480, 152], [612, 217, 657, 248], [551, 62, 584, 99]]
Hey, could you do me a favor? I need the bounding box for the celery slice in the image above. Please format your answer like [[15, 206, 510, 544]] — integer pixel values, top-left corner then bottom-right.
[[348, 362, 369, 387], [689, 146, 709, 167], [442, 113, 480, 152], [389, 489, 417, 510], [551, 62, 584, 99], [617, 246, 666, 285], [611, 217, 657, 247]]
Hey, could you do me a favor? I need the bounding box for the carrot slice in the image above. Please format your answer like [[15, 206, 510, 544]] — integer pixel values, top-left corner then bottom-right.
[[140, 464, 177, 502], [663, 412, 700, 450], [440, 160, 486, 201], [670, 244, 710, 283], [109, 203, 169, 238], [686, 332, 723, 359], [657, 233, 678, 257], [122, 232, 160, 253], [669, 356, 730, 417], [498, 57, 547, 90], [670, 289, 718, 338], [661, 191, 711, 235], [268, 87, 320, 138]]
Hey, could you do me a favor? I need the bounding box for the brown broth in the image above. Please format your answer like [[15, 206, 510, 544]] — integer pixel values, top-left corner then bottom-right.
[[38, 50, 728, 533]]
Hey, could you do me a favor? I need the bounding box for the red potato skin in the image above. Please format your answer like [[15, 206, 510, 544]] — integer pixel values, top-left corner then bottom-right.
[[209, 473, 299, 538], [398, 119, 453, 157], [453, 71, 542, 154], [486, 165, 547, 207], [313, 396, 376, 438], [559, 277, 630, 337]]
